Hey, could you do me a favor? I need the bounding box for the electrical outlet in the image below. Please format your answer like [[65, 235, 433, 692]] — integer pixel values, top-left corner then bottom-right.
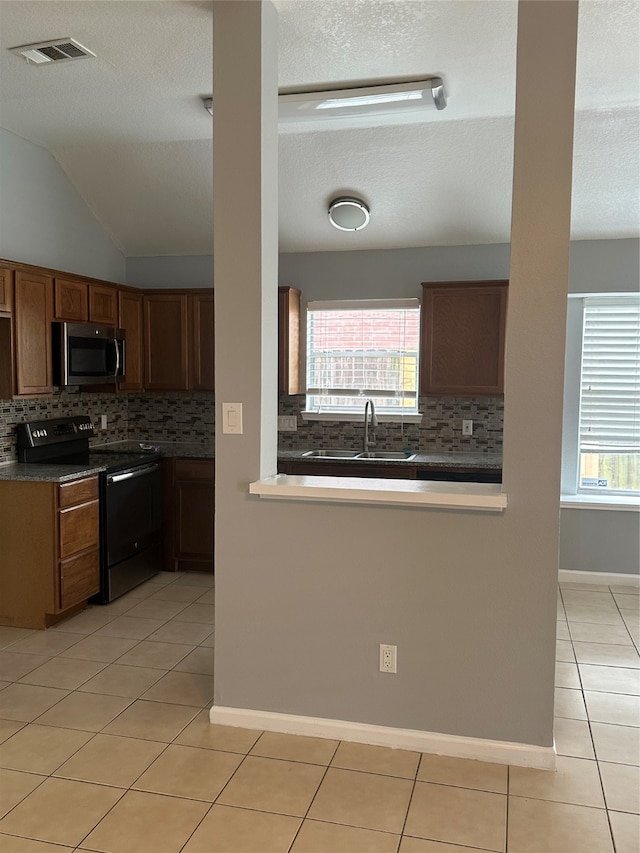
[[278, 415, 297, 432], [462, 419, 473, 436], [379, 643, 397, 674]]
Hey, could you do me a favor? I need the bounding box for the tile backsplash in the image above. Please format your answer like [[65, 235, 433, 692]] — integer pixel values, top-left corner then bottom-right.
[[0, 390, 501, 464], [278, 395, 503, 454], [0, 390, 214, 463], [128, 393, 214, 443]]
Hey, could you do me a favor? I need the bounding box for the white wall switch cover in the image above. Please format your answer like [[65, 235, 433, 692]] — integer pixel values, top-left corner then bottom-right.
[[100, 414, 108, 430], [278, 416, 297, 432], [462, 419, 473, 436], [222, 403, 243, 434]]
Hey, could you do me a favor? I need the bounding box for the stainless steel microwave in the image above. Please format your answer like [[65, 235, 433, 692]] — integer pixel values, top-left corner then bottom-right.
[[52, 321, 126, 386]]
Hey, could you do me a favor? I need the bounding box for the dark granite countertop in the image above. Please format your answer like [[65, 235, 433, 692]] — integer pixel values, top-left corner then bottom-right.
[[276, 449, 502, 470], [0, 462, 106, 483], [0, 442, 500, 482], [91, 440, 215, 459]]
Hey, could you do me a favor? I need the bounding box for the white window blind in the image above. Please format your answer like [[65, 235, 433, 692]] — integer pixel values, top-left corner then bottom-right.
[[579, 296, 640, 453], [306, 299, 420, 414]]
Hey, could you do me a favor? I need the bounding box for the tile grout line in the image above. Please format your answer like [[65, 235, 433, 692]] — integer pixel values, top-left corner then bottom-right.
[[568, 592, 619, 852]]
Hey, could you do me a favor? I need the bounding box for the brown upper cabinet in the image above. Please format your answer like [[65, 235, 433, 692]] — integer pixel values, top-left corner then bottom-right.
[[144, 292, 191, 391], [54, 278, 119, 326], [0, 267, 13, 315], [278, 286, 301, 395], [190, 291, 214, 392], [143, 290, 214, 392], [54, 277, 89, 322], [89, 283, 118, 325], [118, 290, 144, 392], [14, 270, 54, 397], [420, 280, 508, 396]]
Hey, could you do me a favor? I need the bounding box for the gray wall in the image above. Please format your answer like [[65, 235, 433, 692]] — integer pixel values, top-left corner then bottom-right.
[[0, 128, 125, 283], [126, 255, 213, 289], [212, 0, 578, 749], [280, 238, 639, 300], [560, 509, 640, 574], [125, 237, 639, 297]]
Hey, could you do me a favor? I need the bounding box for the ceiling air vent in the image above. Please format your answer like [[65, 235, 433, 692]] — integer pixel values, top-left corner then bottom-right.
[[9, 38, 96, 66]]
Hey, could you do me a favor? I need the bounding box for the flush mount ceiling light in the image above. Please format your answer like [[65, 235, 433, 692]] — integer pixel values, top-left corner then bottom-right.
[[279, 78, 446, 125], [328, 198, 370, 232], [203, 97, 213, 116]]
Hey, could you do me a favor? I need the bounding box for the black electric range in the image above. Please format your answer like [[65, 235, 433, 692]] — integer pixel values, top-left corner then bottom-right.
[[17, 416, 163, 603]]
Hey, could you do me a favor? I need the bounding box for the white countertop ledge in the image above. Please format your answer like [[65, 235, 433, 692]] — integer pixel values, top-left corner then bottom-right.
[[249, 474, 508, 511]]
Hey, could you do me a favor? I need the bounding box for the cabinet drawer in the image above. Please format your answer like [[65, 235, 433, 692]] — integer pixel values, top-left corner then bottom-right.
[[60, 549, 100, 610], [58, 477, 99, 509], [174, 459, 214, 481], [59, 500, 99, 559]]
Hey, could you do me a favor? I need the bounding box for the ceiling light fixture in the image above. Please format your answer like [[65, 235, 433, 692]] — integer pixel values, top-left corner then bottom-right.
[[203, 97, 213, 116], [279, 78, 446, 124], [328, 198, 370, 232], [9, 37, 95, 65]]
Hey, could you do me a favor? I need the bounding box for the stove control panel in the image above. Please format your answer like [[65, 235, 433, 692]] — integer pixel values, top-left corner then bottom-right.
[[17, 416, 95, 451]]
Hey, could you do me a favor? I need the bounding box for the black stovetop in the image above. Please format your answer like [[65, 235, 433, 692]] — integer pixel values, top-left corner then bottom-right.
[[17, 415, 159, 474]]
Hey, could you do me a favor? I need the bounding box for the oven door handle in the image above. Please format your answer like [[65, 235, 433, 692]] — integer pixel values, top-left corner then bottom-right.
[[107, 463, 159, 485]]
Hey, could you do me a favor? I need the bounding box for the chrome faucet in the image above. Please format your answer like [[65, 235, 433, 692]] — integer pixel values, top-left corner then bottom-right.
[[363, 399, 378, 452]]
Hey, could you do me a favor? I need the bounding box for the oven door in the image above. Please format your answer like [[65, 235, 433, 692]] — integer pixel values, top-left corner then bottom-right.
[[99, 462, 162, 602]]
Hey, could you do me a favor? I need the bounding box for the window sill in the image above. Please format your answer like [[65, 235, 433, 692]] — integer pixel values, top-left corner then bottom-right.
[[249, 474, 508, 512], [561, 493, 640, 512], [300, 411, 423, 424]]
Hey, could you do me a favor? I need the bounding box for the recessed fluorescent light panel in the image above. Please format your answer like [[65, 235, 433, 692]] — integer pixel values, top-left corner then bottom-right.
[[279, 78, 446, 125]]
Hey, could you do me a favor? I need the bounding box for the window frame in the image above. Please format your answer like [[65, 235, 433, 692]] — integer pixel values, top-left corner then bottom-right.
[[562, 293, 640, 503], [303, 298, 422, 422]]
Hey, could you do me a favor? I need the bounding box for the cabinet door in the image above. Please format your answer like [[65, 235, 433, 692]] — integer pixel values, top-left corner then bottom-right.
[[118, 290, 144, 391], [278, 460, 415, 479], [54, 278, 89, 321], [190, 292, 214, 391], [144, 293, 190, 390], [170, 459, 214, 570], [175, 480, 215, 560], [420, 281, 508, 396], [14, 270, 54, 396], [59, 550, 100, 610], [89, 284, 118, 325], [278, 286, 301, 395], [0, 267, 13, 314]]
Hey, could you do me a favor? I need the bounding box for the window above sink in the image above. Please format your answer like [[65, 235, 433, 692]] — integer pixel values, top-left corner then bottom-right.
[[305, 298, 420, 419]]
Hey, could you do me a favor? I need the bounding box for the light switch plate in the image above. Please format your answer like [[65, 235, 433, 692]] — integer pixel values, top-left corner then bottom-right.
[[278, 416, 297, 432], [222, 403, 243, 434]]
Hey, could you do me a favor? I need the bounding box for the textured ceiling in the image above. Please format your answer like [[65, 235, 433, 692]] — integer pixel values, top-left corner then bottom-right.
[[0, 0, 638, 257]]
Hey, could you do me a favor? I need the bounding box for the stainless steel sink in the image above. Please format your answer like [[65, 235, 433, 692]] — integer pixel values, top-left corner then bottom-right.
[[355, 451, 416, 461], [302, 449, 360, 459]]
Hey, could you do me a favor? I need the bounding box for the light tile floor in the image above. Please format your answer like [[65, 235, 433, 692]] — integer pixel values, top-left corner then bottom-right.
[[0, 574, 637, 852]]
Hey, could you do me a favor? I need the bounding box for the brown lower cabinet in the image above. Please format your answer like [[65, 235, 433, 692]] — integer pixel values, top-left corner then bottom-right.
[[0, 476, 100, 629], [277, 459, 501, 483], [163, 458, 214, 572], [277, 460, 417, 479]]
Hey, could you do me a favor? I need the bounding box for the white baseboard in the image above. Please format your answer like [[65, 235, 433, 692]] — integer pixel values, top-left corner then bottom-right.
[[209, 705, 556, 770], [559, 569, 640, 587]]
